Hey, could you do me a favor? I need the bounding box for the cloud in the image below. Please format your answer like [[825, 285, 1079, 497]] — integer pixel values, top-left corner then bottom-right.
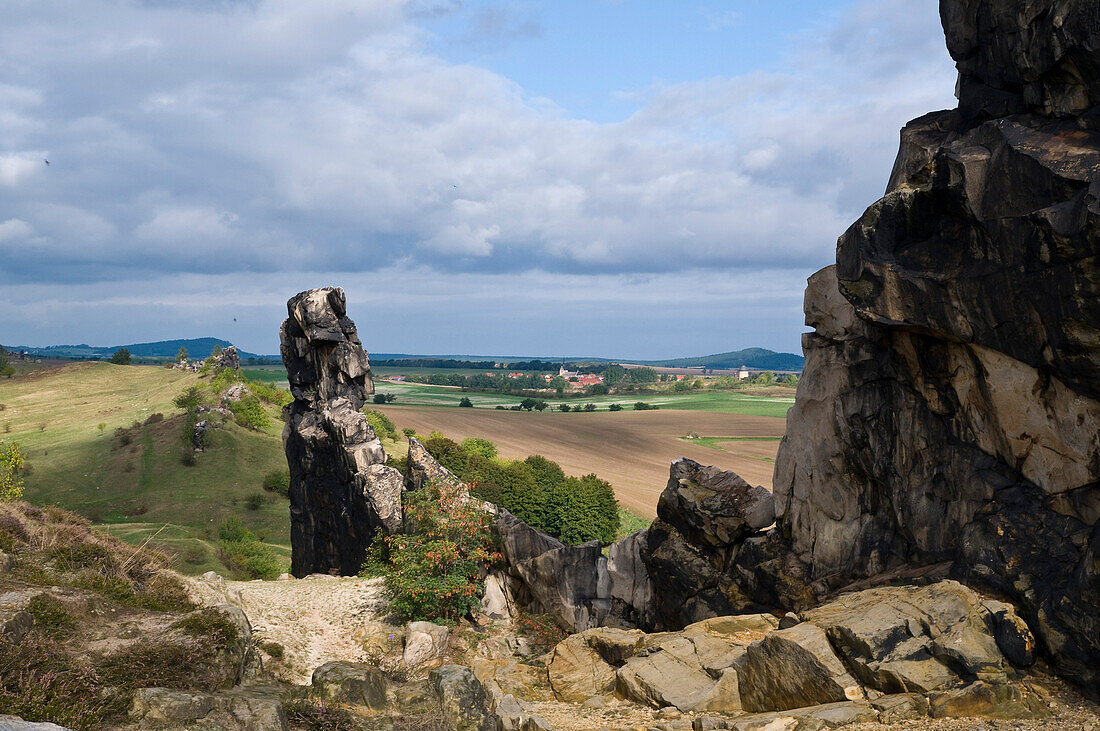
[[0, 0, 957, 352], [0, 218, 34, 243]]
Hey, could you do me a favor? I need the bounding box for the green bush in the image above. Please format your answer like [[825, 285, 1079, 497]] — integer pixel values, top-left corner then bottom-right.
[[245, 378, 292, 407], [229, 395, 271, 431], [632, 402, 658, 411], [379, 484, 500, 622], [173, 386, 205, 412], [458, 397, 474, 408], [217, 516, 283, 579], [558, 404, 571, 412], [244, 492, 267, 510], [362, 409, 398, 441], [459, 437, 497, 460], [26, 595, 75, 636], [261, 469, 291, 498], [548, 475, 620, 545]]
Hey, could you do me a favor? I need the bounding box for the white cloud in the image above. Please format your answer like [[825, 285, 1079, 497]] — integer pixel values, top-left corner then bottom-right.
[[0, 218, 34, 243], [0, 0, 957, 352]]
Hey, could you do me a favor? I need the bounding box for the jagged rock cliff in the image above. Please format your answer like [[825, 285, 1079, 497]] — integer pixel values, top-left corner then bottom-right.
[[774, 0, 1100, 687], [281, 288, 403, 577]]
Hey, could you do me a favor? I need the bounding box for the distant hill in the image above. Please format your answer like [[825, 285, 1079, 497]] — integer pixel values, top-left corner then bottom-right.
[[10, 338, 274, 362], [639, 348, 804, 371]]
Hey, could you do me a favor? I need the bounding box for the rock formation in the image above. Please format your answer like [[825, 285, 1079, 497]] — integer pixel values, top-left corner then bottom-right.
[[774, 0, 1100, 688], [215, 345, 240, 371], [280, 287, 403, 577]]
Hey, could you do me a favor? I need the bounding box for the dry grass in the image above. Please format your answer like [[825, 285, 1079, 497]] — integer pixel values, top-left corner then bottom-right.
[[377, 406, 786, 517]]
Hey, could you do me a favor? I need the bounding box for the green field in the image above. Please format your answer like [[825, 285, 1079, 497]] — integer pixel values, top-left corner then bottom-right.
[[374, 380, 795, 419]]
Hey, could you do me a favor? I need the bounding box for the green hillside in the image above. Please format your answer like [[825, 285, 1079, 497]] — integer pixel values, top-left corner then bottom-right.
[[10, 338, 272, 361], [0, 363, 293, 575]]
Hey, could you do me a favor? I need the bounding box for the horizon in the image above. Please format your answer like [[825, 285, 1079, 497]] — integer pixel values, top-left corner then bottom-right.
[[0, 0, 956, 356]]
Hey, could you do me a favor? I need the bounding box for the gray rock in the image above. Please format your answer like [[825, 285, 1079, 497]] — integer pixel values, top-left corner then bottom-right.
[[429, 665, 497, 731], [311, 662, 388, 710], [215, 345, 241, 371]]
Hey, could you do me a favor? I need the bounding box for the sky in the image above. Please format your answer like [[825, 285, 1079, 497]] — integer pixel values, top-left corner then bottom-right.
[[0, 0, 957, 358]]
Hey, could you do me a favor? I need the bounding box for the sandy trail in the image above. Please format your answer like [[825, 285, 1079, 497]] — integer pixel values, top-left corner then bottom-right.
[[229, 575, 390, 684]]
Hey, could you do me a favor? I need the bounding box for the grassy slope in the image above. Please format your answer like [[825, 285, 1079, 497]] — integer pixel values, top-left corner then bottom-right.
[[0, 363, 292, 574]]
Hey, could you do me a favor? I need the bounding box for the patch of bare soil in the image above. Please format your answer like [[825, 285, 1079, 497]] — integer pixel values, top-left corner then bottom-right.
[[227, 575, 391, 684]]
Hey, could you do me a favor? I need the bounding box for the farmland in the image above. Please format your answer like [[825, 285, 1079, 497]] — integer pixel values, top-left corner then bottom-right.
[[376, 405, 785, 517]]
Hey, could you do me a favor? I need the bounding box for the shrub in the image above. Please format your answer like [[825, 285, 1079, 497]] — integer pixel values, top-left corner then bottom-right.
[[379, 483, 501, 622], [262, 469, 291, 498], [632, 401, 658, 411], [372, 393, 397, 405], [558, 404, 571, 412], [229, 395, 271, 431], [362, 409, 398, 441], [217, 516, 283, 579], [245, 378, 292, 407], [26, 594, 75, 636], [244, 492, 267, 510], [583, 403, 597, 412], [402, 427, 417, 438], [0, 441, 25, 501], [459, 437, 497, 460], [548, 474, 620, 545], [458, 397, 473, 408], [173, 386, 205, 412], [285, 699, 359, 731], [108, 348, 131, 365], [143, 413, 164, 425], [608, 403, 623, 412]]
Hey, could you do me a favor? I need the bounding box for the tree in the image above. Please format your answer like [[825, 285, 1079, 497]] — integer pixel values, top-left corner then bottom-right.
[[0, 440, 25, 501], [603, 364, 626, 387], [558, 404, 571, 412], [533, 400, 548, 412], [177, 347, 189, 362], [754, 371, 777, 386], [609, 403, 623, 412], [109, 348, 132, 365], [458, 397, 474, 408], [550, 376, 568, 396], [0, 346, 8, 371], [583, 403, 597, 412]]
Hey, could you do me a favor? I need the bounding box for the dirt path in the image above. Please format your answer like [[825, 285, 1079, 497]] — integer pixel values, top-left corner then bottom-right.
[[229, 575, 390, 684]]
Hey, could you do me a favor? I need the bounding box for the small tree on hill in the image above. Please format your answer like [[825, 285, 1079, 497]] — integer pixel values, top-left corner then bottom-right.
[[458, 397, 474, 408], [0, 441, 26, 501], [177, 347, 189, 362], [0, 346, 8, 371], [109, 348, 132, 365]]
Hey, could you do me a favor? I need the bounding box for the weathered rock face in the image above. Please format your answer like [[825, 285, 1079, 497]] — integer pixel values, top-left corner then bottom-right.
[[774, 0, 1100, 688], [643, 459, 807, 629], [281, 287, 403, 576], [216, 345, 240, 371]]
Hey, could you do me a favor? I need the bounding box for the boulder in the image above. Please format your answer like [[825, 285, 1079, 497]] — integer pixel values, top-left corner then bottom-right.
[[616, 636, 721, 711], [404, 621, 449, 668], [0, 717, 72, 731], [480, 572, 511, 620], [607, 528, 655, 628], [928, 681, 1049, 720], [429, 665, 497, 731], [129, 686, 288, 731], [311, 662, 388, 710], [470, 658, 553, 702], [406, 437, 466, 493], [547, 630, 621, 702], [802, 581, 1027, 693], [732, 623, 863, 713], [511, 541, 610, 631], [281, 287, 399, 576]]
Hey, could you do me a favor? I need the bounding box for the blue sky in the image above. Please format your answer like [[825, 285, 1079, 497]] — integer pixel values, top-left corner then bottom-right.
[[0, 0, 957, 358]]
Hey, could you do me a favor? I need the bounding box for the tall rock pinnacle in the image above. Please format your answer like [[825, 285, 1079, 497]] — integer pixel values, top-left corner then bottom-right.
[[280, 287, 403, 577]]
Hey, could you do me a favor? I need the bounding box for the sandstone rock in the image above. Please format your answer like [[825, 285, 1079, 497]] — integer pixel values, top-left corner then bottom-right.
[[429, 665, 497, 731], [511, 540, 610, 632], [495, 694, 527, 731], [616, 636, 722, 711], [870, 693, 929, 722], [221, 382, 250, 403], [0, 608, 32, 645], [733, 623, 863, 713], [547, 631, 620, 702], [188, 571, 244, 608], [928, 681, 1049, 720], [607, 529, 655, 628], [389, 679, 440, 716], [480, 572, 511, 620], [803, 581, 1022, 693], [771, 0, 1100, 689], [406, 437, 466, 493], [404, 621, 450, 668], [311, 662, 388, 710], [470, 658, 553, 702], [129, 686, 288, 731], [281, 287, 399, 576]]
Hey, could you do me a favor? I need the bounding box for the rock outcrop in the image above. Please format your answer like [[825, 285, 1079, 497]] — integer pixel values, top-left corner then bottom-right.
[[215, 345, 240, 371], [773, 0, 1100, 688], [280, 287, 404, 576]]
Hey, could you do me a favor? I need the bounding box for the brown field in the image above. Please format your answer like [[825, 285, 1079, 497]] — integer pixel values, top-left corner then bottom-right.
[[378, 406, 786, 518]]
